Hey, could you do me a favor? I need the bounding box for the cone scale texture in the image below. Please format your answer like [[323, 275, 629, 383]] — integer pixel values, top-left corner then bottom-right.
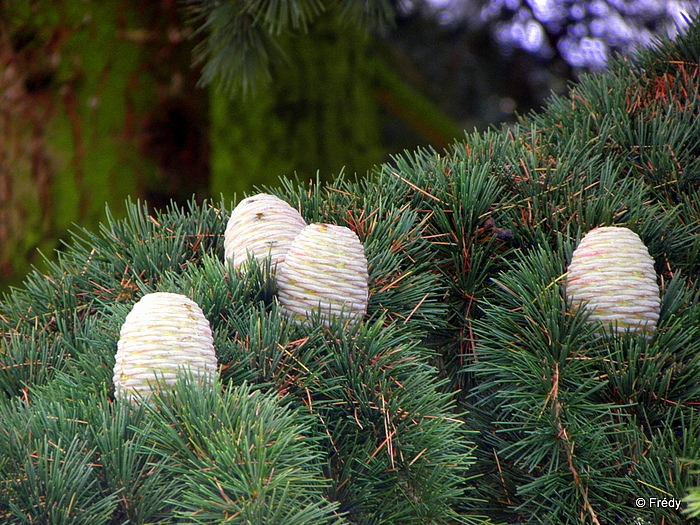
[[566, 226, 660, 336], [277, 223, 369, 326], [113, 292, 217, 403], [224, 193, 307, 269]]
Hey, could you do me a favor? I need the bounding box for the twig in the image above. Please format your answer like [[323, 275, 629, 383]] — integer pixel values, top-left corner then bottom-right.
[[549, 363, 602, 525]]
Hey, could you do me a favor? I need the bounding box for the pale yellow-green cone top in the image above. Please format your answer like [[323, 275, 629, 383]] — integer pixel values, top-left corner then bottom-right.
[[277, 223, 369, 326], [566, 226, 660, 337], [224, 193, 307, 270], [113, 292, 217, 403]]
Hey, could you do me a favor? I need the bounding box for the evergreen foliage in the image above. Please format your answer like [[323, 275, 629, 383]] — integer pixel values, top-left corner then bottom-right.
[[187, 0, 395, 96], [0, 193, 476, 524], [2, 11, 700, 525]]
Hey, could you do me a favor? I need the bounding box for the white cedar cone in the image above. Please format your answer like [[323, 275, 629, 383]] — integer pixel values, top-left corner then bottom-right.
[[224, 193, 307, 269], [277, 223, 369, 326], [113, 292, 217, 403], [566, 226, 660, 336]]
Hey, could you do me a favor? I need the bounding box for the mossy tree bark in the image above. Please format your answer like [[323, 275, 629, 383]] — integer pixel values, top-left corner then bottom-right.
[[0, 0, 208, 289]]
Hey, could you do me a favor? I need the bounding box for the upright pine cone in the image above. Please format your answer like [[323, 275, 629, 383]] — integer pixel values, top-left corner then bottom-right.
[[224, 193, 306, 269], [277, 223, 369, 326], [566, 226, 660, 336], [113, 292, 218, 403]]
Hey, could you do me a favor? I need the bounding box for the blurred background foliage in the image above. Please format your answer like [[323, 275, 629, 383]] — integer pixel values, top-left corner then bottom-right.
[[0, 0, 697, 290]]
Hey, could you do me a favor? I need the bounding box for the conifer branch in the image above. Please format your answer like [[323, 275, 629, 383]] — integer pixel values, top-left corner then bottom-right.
[[2, 13, 700, 525], [549, 362, 601, 525], [186, 0, 395, 96]]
